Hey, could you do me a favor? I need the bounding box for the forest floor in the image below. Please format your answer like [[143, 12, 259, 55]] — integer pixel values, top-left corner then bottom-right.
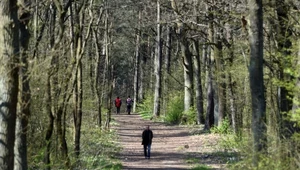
[[112, 113, 235, 170]]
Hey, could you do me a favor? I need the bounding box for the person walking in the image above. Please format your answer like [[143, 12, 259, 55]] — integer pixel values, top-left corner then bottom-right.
[[114, 97, 122, 114], [126, 96, 133, 115], [142, 125, 153, 159]]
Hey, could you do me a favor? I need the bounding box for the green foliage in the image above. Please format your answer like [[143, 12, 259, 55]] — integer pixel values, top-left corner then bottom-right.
[[164, 94, 184, 124], [210, 118, 232, 134], [136, 92, 154, 120], [75, 128, 122, 170], [223, 132, 300, 170], [181, 107, 197, 125], [28, 123, 122, 169]]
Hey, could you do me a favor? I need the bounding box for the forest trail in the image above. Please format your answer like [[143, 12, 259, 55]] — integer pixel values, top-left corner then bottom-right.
[[112, 113, 228, 170]]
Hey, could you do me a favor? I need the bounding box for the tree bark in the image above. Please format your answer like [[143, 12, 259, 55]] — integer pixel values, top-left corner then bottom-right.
[[153, 0, 162, 117], [214, 32, 226, 127], [165, 27, 171, 74], [133, 10, 141, 113], [103, 0, 112, 128], [192, 0, 204, 125], [226, 23, 241, 135], [275, 0, 295, 139], [204, 3, 215, 130], [204, 47, 215, 130], [44, 0, 72, 165], [193, 40, 205, 124], [93, 28, 103, 126], [14, 1, 31, 169], [44, 76, 54, 170], [0, 0, 19, 169], [171, 0, 194, 112], [181, 34, 194, 112], [248, 0, 267, 165], [138, 38, 147, 102]]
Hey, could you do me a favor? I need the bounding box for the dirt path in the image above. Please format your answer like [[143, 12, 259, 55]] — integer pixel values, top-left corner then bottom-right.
[[113, 114, 228, 170]]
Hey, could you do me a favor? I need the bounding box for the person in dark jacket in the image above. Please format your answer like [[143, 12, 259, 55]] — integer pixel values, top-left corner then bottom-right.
[[142, 125, 153, 159], [126, 96, 133, 115]]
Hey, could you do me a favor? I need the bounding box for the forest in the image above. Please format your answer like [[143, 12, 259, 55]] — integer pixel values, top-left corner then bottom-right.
[[0, 0, 300, 169]]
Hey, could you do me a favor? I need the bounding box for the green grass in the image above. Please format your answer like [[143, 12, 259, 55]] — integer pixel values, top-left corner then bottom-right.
[[190, 164, 212, 170], [186, 157, 199, 164], [77, 125, 123, 170]]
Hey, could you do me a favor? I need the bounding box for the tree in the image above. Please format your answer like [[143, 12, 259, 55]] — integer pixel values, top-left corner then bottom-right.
[[92, 9, 104, 126], [204, 2, 216, 130], [170, 0, 194, 112], [275, 0, 296, 139], [0, 0, 20, 169], [153, 0, 162, 117], [14, 0, 31, 169], [43, 0, 72, 167], [192, 0, 205, 125], [248, 0, 267, 165], [133, 10, 141, 113]]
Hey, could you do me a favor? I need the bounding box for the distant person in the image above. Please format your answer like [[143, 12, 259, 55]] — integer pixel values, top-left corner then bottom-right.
[[126, 96, 133, 115], [142, 125, 153, 159], [114, 97, 122, 114]]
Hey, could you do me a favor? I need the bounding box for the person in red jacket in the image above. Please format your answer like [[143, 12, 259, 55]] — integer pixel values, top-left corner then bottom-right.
[[114, 97, 122, 114]]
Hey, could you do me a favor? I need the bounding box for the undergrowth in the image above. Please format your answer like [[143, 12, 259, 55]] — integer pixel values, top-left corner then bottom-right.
[[77, 126, 122, 170], [163, 94, 184, 124], [136, 93, 154, 120], [210, 117, 232, 134], [190, 165, 212, 170], [220, 131, 300, 170], [28, 122, 122, 170]]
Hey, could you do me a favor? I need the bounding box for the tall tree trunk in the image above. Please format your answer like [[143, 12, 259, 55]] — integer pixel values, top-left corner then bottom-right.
[[44, 76, 54, 170], [165, 27, 171, 74], [204, 3, 215, 130], [93, 28, 103, 126], [225, 23, 240, 135], [149, 37, 154, 90], [215, 33, 226, 127], [14, 1, 31, 169], [192, 0, 204, 125], [139, 38, 147, 102], [138, 49, 144, 101], [295, 40, 300, 113], [181, 34, 194, 112], [133, 10, 141, 113], [153, 0, 162, 117], [106, 65, 113, 129], [57, 107, 69, 165], [171, 0, 194, 112], [204, 47, 214, 130], [104, 0, 112, 128], [43, 1, 56, 168], [100, 24, 108, 125], [73, 14, 83, 155], [0, 0, 19, 169], [73, 61, 83, 157], [71, 0, 93, 157], [162, 26, 172, 116], [275, 0, 295, 139], [193, 40, 205, 124], [43, 0, 71, 167], [248, 0, 267, 165]]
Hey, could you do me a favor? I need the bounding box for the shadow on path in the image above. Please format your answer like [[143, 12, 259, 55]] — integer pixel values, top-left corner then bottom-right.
[[113, 114, 191, 170], [113, 113, 228, 170]]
